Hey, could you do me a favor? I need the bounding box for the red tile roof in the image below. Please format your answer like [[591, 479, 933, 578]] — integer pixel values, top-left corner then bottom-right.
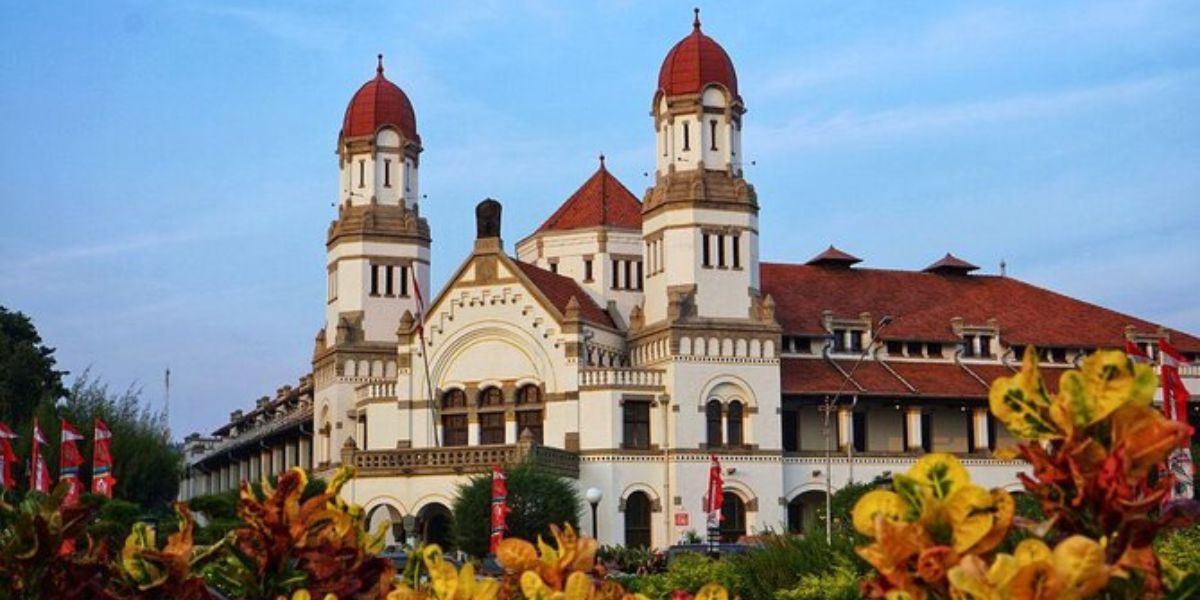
[[806, 245, 862, 267], [536, 158, 643, 233], [761, 263, 1200, 352], [514, 261, 615, 328], [782, 357, 1073, 398], [341, 55, 419, 143], [657, 10, 739, 99]]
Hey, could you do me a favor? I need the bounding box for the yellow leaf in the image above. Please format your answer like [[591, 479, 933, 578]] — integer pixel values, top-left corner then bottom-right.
[[1013, 539, 1052, 566], [521, 571, 553, 600], [694, 583, 728, 600], [537, 535, 559, 567], [1008, 562, 1062, 600], [563, 571, 592, 600], [988, 350, 1062, 440], [290, 591, 312, 600], [909, 453, 972, 500], [852, 490, 909, 536], [970, 489, 1014, 555], [1051, 536, 1108, 600], [947, 555, 996, 600], [496, 538, 539, 572], [430, 561, 459, 600], [471, 577, 500, 600], [943, 485, 995, 554]]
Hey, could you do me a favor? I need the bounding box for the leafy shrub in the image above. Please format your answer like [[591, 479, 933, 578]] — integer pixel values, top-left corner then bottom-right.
[[773, 554, 860, 600], [622, 552, 740, 600], [1157, 523, 1200, 576], [726, 533, 865, 600], [451, 463, 581, 557], [597, 544, 665, 574]]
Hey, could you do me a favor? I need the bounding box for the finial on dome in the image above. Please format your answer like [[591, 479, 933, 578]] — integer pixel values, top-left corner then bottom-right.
[[599, 153, 606, 168], [376, 54, 384, 75], [693, 7, 701, 30]]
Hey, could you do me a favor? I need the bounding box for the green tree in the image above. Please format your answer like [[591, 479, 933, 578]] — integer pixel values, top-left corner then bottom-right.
[[451, 463, 582, 557], [0, 306, 67, 427]]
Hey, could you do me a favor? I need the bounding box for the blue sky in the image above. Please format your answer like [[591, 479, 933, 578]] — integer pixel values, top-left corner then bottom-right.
[[2, 1, 1198, 436]]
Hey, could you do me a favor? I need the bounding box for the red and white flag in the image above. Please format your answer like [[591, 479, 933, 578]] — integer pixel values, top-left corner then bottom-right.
[[60, 419, 85, 505], [30, 419, 51, 493], [489, 466, 510, 554], [92, 419, 116, 497], [703, 455, 724, 534], [1160, 339, 1194, 499], [0, 422, 17, 490]]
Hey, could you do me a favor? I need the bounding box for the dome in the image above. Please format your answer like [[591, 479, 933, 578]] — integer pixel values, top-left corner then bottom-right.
[[656, 9, 739, 100], [341, 55, 419, 144]]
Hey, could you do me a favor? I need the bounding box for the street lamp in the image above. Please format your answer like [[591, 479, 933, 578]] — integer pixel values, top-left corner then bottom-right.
[[822, 315, 894, 544], [585, 487, 604, 542]]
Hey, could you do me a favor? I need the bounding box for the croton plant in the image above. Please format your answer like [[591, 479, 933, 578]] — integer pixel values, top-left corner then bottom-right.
[[853, 349, 1200, 600]]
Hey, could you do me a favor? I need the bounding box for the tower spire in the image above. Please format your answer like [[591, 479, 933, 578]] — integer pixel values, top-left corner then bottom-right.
[[693, 7, 701, 30], [376, 53, 384, 75]]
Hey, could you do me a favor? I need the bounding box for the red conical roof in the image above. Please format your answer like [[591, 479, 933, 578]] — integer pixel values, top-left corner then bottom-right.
[[806, 245, 862, 267], [341, 55, 419, 143], [536, 156, 643, 233], [657, 9, 739, 99], [923, 253, 979, 275]]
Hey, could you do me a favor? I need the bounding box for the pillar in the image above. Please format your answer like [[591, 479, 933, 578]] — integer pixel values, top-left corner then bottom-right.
[[300, 438, 312, 470], [906, 408, 924, 452], [971, 408, 990, 453], [837, 408, 852, 450]]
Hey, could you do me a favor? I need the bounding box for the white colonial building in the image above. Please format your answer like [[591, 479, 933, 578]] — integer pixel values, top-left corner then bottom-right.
[[181, 12, 1200, 551]]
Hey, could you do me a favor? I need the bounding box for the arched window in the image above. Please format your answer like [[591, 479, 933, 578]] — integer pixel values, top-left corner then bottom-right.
[[442, 389, 466, 409], [479, 387, 505, 408], [719, 492, 746, 543], [727, 400, 744, 447], [319, 406, 332, 464], [786, 491, 825, 534], [706, 400, 723, 447], [517, 385, 541, 405], [624, 491, 652, 548]]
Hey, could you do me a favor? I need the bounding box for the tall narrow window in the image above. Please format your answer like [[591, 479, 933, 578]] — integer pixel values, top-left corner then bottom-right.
[[624, 260, 632, 290], [549, 261, 559, 274], [661, 128, 668, 156], [584, 258, 593, 282], [612, 260, 620, 290], [370, 264, 380, 296], [717, 234, 726, 267], [849, 330, 864, 352], [479, 387, 504, 408], [622, 400, 651, 449], [384, 159, 392, 187], [384, 265, 394, 296], [710, 120, 718, 150], [719, 493, 746, 543], [921, 413, 933, 452], [966, 410, 977, 453], [358, 160, 365, 188], [442, 414, 467, 447], [404, 162, 410, 192], [702, 233, 712, 267], [852, 411, 867, 453], [731, 235, 741, 268], [479, 412, 505, 445], [400, 265, 409, 296], [727, 401, 744, 447], [635, 261, 643, 290], [978, 335, 993, 358], [683, 122, 690, 151], [706, 400, 723, 447], [516, 410, 543, 444]]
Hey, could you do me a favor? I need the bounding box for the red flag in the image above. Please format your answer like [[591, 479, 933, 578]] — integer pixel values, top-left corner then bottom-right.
[[0, 422, 17, 490], [92, 419, 116, 497], [489, 466, 510, 554], [704, 455, 724, 532], [30, 419, 51, 493], [1160, 339, 1194, 500], [60, 419, 85, 505]]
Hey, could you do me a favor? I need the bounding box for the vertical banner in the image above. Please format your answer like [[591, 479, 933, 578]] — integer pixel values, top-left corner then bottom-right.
[[59, 419, 85, 505], [489, 465, 510, 554], [92, 419, 116, 497], [1160, 340, 1195, 500], [703, 454, 724, 545], [0, 422, 17, 490], [30, 419, 51, 493]]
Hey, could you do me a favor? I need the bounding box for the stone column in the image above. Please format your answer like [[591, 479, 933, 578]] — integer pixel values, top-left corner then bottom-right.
[[905, 408, 924, 452], [837, 408, 852, 450], [971, 408, 990, 453], [299, 437, 312, 470]]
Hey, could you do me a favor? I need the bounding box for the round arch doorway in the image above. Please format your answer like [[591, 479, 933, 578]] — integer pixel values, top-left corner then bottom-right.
[[417, 502, 454, 549]]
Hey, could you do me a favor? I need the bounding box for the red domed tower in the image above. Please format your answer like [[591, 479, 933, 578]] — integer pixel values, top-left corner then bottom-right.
[[639, 9, 763, 328], [338, 54, 423, 209], [315, 56, 431, 468]]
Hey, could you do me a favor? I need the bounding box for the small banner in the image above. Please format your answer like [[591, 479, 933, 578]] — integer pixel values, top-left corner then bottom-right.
[[489, 465, 510, 554], [92, 419, 117, 497], [60, 419, 86, 506], [31, 418, 51, 493], [0, 422, 17, 490]]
